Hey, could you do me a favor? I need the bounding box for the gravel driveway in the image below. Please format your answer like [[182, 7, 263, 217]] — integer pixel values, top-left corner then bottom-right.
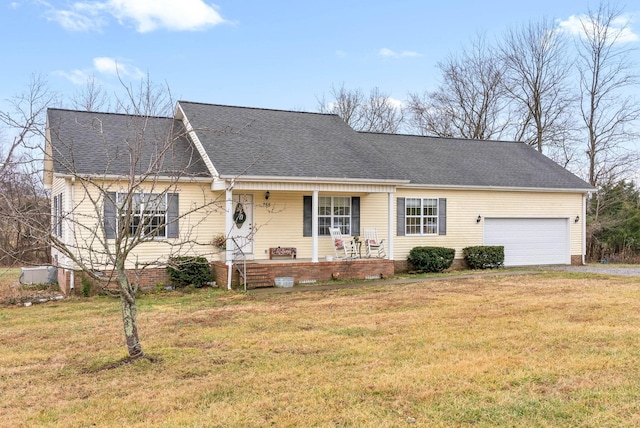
[[544, 265, 640, 277]]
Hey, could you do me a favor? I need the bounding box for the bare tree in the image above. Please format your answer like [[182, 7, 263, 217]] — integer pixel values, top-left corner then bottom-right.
[[500, 17, 575, 160], [575, 3, 640, 186], [317, 84, 403, 133], [406, 34, 510, 140], [70, 75, 111, 112], [41, 77, 223, 359], [0, 75, 57, 265]]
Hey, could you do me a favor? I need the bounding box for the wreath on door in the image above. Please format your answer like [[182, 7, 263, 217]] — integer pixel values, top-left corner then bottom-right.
[[233, 202, 247, 228]]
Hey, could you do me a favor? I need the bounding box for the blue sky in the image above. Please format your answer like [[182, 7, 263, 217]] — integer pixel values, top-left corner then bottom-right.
[[1, 0, 639, 113]]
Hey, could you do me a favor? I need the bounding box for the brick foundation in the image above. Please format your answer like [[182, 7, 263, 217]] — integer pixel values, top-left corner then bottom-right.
[[212, 259, 395, 289], [571, 255, 584, 265], [57, 267, 174, 296]]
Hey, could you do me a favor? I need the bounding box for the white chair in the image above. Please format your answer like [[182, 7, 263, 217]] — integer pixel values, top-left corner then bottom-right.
[[363, 228, 386, 258], [329, 227, 356, 259]]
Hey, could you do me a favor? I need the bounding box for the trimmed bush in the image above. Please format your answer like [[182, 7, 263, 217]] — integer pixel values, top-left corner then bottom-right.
[[463, 246, 504, 269], [407, 246, 455, 273], [167, 256, 212, 288]]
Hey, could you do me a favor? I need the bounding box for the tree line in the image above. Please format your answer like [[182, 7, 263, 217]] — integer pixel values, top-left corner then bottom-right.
[[319, 3, 639, 190]]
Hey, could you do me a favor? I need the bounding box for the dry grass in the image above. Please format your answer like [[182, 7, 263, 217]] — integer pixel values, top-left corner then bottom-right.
[[2, 272, 640, 427], [0, 267, 61, 304]]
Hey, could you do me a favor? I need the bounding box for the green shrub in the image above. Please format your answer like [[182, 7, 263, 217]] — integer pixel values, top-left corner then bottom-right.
[[463, 246, 504, 269], [407, 246, 455, 273], [81, 276, 93, 297], [167, 256, 212, 288]]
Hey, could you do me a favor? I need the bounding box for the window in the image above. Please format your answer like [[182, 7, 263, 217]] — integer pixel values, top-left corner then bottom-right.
[[303, 196, 360, 237], [117, 193, 167, 238], [52, 193, 63, 237], [104, 192, 179, 239], [406, 198, 438, 235], [397, 197, 446, 237], [319, 196, 351, 236]]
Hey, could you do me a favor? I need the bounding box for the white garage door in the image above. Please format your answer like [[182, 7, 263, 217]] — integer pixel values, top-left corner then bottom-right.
[[484, 218, 570, 266]]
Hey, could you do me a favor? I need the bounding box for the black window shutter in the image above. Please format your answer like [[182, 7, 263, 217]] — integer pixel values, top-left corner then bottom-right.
[[167, 193, 179, 238], [303, 196, 312, 237], [58, 193, 63, 236], [351, 197, 360, 236], [438, 198, 447, 236], [397, 197, 405, 236], [104, 192, 117, 239], [53, 195, 58, 236]]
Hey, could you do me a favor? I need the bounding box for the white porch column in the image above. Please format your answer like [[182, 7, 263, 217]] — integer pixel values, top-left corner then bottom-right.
[[225, 187, 234, 289], [312, 190, 319, 262], [582, 193, 587, 265], [388, 191, 394, 260]]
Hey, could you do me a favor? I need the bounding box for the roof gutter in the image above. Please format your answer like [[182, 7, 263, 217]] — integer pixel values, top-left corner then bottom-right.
[[52, 172, 213, 183], [218, 174, 410, 186], [400, 183, 595, 194]]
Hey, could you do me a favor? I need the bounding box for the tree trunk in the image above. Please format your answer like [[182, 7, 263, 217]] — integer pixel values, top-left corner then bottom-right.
[[117, 268, 144, 359], [120, 293, 144, 359]]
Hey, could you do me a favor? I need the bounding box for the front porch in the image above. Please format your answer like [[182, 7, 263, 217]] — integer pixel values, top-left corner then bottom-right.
[[212, 258, 396, 290]]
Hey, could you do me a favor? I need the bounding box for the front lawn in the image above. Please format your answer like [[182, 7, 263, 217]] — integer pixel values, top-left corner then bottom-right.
[[2, 272, 640, 426]]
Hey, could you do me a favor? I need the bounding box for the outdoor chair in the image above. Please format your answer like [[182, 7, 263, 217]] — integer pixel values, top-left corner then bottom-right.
[[329, 227, 356, 259], [363, 228, 386, 258]]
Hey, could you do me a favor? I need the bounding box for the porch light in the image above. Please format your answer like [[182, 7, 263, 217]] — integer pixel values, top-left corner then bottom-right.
[[476, 215, 482, 223], [575, 215, 579, 223], [265, 191, 270, 200]]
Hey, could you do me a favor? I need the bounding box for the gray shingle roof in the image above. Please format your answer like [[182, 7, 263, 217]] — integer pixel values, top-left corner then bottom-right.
[[178, 101, 399, 180], [47, 103, 593, 191], [361, 132, 593, 189], [179, 101, 593, 190], [47, 109, 210, 178]]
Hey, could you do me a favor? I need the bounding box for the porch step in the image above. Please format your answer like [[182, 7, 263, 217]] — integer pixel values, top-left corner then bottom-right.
[[244, 264, 272, 289]]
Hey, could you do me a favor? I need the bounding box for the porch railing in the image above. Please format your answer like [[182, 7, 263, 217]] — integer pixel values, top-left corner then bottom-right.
[[230, 237, 247, 292]]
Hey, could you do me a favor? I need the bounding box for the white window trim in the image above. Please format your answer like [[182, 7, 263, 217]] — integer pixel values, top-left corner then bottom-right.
[[319, 196, 352, 236], [117, 192, 168, 239], [405, 197, 439, 236]]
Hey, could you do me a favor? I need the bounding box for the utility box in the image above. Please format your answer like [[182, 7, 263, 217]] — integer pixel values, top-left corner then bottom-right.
[[20, 266, 57, 285]]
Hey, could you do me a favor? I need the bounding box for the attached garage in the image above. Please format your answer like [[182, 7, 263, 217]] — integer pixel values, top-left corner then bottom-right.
[[484, 218, 570, 266]]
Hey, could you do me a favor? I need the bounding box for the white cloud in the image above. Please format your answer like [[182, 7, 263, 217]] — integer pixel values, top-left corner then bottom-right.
[[93, 57, 145, 79], [44, 0, 225, 33], [387, 97, 404, 110], [558, 14, 639, 43], [57, 57, 145, 86], [9, 2, 20, 9], [54, 69, 92, 85], [335, 50, 348, 58], [109, 0, 225, 32], [378, 48, 422, 59]]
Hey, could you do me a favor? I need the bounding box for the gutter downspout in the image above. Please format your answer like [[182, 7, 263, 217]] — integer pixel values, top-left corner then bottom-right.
[[69, 177, 75, 291]]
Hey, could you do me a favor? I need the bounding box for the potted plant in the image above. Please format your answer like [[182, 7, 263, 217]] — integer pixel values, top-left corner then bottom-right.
[[212, 233, 226, 250]]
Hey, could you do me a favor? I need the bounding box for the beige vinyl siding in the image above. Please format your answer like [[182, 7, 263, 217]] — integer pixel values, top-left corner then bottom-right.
[[50, 176, 70, 268], [251, 191, 334, 259], [251, 191, 391, 260], [394, 189, 584, 261], [68, 179, 225, 270]]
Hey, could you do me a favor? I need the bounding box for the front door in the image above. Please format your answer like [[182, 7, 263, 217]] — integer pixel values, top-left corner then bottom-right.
[[231, 194, 254, 258]]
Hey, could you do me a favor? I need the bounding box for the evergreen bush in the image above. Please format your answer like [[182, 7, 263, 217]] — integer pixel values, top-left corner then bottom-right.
[[167, 256, 212, 288], [463, 246, 504, 269], [407, 246, 455, 273]]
